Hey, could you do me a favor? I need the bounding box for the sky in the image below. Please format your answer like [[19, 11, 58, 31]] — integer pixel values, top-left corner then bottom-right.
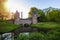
[[5, 0, 60, 18]]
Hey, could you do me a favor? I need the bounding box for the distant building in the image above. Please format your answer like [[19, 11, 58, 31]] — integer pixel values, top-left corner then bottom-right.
[[8, 10, 37, 25]]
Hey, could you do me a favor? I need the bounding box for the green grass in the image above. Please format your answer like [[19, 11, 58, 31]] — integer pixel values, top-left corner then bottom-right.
[[0, 21, 60, 33], [31, 22, 60, 29], [0, 21, 21, 33]]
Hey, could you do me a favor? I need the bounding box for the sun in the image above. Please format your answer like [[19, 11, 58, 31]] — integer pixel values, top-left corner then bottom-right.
[[5, 0, 17, 12], [5, 0, 30, 18]]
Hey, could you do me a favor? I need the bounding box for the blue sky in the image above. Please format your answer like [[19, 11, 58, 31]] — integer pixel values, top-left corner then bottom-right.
[[6, 0, 60, 18], [15, 0, 60, 9]]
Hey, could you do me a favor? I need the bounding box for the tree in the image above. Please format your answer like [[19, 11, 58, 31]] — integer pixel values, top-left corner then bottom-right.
[[0, 0, 9, 20], [46, 9, 60, 22], [43, 7, 56, 15], [37, 9, 46, 22], [29, 7, 46, 22], [28, 7, 39, 18]]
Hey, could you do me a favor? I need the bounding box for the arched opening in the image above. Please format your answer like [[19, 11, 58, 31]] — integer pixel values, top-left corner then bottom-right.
[[24, 23, 30, 27]]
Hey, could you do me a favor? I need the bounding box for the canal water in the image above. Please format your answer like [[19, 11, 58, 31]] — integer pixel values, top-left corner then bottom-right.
[[0, 33, 14, 40], [0, 32, 29, 40]]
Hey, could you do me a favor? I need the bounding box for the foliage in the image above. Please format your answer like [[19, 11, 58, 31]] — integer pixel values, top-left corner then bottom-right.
[[29, 7, 46, 22], [29, 7, 60, 22], [19, 32, 47, 40], [29, 32, 47, 40], [19, 33, 29, 40], [37, 9, 46, 22], [18, 22, 60, 40], [46, 10, 60, 22], [19, 31, 60, 40], [43, 7, 60, 22], [47, 30, 60, 40], [28, 7, 39, 18]]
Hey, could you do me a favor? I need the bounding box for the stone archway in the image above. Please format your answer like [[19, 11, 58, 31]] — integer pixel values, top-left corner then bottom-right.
[[24, 23, 30, 27]]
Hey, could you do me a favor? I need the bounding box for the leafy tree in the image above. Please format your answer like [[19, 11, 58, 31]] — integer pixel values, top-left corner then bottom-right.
[[43, 7, 56, 15], [29, 7, 46, 22], [28, 7, 39, 18], [46, 9, 60, 22], [37, 9, 46, 22]]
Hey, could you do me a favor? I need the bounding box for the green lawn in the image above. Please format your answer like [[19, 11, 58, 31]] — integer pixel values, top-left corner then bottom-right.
[[31, 22, 60, 29], [0, 21, 60, 33], [0, 21, 21, 33]]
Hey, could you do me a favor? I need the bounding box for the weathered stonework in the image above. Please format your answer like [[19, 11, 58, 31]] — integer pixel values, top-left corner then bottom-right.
[[14, 11, 37, 25]]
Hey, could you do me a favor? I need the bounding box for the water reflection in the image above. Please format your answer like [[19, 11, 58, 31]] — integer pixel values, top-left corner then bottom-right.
[[0, 33, 13, 40], [0, 32, 29, 40]]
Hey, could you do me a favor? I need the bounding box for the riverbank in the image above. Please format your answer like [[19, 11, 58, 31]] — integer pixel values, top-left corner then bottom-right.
[[0, 21, 20, 33]]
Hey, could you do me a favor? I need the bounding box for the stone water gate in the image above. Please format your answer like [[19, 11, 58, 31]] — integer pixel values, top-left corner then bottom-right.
[[14, 11, 37, 25]]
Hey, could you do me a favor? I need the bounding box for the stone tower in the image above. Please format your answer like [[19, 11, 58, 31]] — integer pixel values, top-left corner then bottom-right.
[[14, 11, 20, 24], [14, 11, 20, 19], [32, 11, 37, 24]]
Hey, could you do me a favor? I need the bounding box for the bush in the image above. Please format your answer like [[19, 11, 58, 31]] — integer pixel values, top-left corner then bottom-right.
[[47, 30, 60, 40], [29, 32, 47, 40], [19, 33, 29, 40]]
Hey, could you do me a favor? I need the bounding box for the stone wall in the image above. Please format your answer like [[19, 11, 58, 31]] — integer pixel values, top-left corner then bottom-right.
[[19, 19, 32, 24]]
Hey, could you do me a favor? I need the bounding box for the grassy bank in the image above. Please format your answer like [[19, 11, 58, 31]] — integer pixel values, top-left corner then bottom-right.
[[31, 22, 60, 29], [0, 21, 20, 33]]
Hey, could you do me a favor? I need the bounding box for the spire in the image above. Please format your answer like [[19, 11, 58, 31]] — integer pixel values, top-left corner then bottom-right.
[[21, 12, 23, 19]]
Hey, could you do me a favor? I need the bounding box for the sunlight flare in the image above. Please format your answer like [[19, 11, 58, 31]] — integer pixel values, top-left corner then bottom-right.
[[5, 0, 30, 18]]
